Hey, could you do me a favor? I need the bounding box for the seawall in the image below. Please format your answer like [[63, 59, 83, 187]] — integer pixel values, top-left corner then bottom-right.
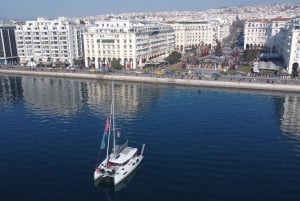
[[1, 69, 300, 93]]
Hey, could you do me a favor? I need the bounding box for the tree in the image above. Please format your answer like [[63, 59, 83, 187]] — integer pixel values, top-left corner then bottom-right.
[[54, 59, 60, 68], [38, 58, 43, 67], [111, 58, 123, 70], [292, 64, 299, 78], [215, 40, 222, 56], [45, 56, 52, 67], [186, 54, 197, 64], [165, 51, 182, 64], [244, 49, 260, 63]]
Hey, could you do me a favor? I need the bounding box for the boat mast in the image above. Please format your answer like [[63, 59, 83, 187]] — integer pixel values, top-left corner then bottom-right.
[[112, 82, 116, 156], [106, 84, 114, 168]]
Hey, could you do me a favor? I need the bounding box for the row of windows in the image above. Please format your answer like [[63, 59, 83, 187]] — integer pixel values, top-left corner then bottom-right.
[[173, 26, 211, 29], [86, 45, 133, 49], [86, 50, 133, 55], [246, 29, 279, 33], [20, 26, 66, 31], [16, 31, 67, 36], [97, 23, 127, 27], [18, 51, 69, 57], [247, 23, 283, 28], [17, 36, 67, 40], [27, 22, 60, 26]]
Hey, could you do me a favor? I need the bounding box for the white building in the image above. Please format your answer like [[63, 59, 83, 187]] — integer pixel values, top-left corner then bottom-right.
[[278, 17, 300, 74], [244, 17, 289, 52], [244, 17, 300, 74], [169, 20, 231, 52], [15, 17, 84, 66], [83, 19, 175, 69]]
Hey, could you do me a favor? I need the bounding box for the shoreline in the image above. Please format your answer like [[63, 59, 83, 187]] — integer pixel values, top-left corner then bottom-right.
[[1, 68, 300, 93]]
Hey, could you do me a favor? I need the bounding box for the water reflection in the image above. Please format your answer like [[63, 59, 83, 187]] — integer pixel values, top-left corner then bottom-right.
[[95, 166, 142, 201], [22, 77, 84, 116], [0, 76, 166, 118], [0, 76, 23, 105], [279, 96, 300, 155], [280, 96, 300, 138]]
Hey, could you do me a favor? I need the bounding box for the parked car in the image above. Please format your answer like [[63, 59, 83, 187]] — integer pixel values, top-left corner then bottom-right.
[[212, 73, 221, 80]]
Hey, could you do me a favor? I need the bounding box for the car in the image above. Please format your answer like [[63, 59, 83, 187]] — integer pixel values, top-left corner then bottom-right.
[[66, 66, 78, 72], [96, 67, 106, 73], [212, 73, 221, 80]]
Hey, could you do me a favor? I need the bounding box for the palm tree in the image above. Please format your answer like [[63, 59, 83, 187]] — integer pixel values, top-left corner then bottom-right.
[[46, 56, 52, 67], [54, 59, 60, 68], [38, 58, 43, 67]]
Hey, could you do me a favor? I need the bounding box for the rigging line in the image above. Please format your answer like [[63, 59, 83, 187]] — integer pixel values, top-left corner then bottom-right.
[[95, 144, 102, 169], [106, 83, 114, 168]]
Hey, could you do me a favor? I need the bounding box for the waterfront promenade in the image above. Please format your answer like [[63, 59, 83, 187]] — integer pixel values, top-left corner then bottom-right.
[[1, 67, 300, 93]]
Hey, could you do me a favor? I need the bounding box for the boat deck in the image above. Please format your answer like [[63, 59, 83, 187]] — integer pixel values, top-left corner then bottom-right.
[[109, 147, 137, 164]]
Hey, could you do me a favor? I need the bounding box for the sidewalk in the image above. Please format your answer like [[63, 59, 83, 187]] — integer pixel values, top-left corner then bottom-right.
[[1, 67, 300, 93]]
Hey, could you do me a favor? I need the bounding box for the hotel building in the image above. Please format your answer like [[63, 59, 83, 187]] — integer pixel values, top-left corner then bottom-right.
[[277, 17, 300, 74], [244, 17, 300, 74], [15, 17, 84, 66], [0, 25, 18, 65], [83, 19, 175, 69], [169, 20, 231, 52], [244, 17, 289, 51]]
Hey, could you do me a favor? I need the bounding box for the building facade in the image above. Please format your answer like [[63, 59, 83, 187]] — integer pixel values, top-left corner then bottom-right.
[[278, 17, 300, 74], [244, 17, 300, 74], [83, 19, 175, 69], [15, 17, 84, 66], [244, 17, 289, 51], [169, 20, 230, 52], [0, 25, 18, 65]]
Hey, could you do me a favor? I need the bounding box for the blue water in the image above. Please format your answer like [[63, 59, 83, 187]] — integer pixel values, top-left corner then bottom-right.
[[1, 75, 300, 201]]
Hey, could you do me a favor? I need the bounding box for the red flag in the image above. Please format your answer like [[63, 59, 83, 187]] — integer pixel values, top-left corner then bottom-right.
[[104, 117, 110, 132]]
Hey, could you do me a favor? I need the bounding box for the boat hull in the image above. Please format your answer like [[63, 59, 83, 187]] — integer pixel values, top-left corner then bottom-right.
[[94, 155, 144, 185]]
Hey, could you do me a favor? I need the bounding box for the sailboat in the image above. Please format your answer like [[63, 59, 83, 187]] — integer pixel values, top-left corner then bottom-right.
[[94, 83, 145, 185]]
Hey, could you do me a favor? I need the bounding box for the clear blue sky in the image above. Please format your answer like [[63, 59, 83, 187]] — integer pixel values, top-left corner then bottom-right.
[[2, 0, 299, 20]]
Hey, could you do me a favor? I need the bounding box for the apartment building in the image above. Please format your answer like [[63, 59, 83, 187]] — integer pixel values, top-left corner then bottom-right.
[[83, 19, 175, 69], [0, 25, 18, 65], [278, 17, 300, 74], [244, 17, 289, 51], [169, 20, 230, 52], [15, 17, 84, 66], [244, 17, 300, 74]]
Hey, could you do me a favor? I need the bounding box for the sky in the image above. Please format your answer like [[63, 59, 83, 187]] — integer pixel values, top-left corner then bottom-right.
[[1, 0, 299, 20]]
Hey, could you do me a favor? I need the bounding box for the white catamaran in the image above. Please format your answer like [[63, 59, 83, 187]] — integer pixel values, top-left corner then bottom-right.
[[94, 83, 145, 185]]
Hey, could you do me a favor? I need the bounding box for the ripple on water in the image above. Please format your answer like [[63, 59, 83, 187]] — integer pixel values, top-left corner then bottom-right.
[[1, 77, 300, 201]]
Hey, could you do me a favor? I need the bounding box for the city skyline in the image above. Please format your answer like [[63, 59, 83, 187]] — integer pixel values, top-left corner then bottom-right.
[[2, 0, 299, 20]]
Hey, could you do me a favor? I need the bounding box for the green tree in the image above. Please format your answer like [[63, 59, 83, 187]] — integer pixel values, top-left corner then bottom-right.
[[111, 58, 123, 70], [244, 49, 260, 63], [215, 41, 222, 56], [38, 58, 43, 67], [292, 64, 299, 78], [186, 54, 197, 64], [165, 51, 182, 64]]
